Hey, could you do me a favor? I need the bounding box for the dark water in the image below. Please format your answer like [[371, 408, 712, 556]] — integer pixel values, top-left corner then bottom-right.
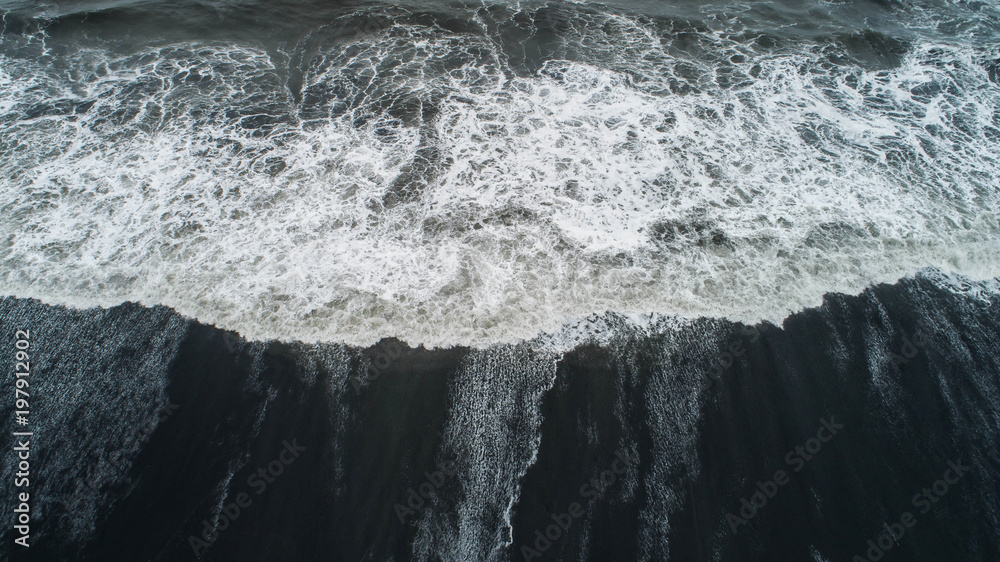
[[1, 276, 999, 561], [1, 0, 1000, 560]]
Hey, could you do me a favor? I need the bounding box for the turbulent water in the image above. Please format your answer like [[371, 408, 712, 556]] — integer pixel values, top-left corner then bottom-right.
[[1, 0, 998, 346], [2, 276, 1000, 561], [1, 1, 999, 561]]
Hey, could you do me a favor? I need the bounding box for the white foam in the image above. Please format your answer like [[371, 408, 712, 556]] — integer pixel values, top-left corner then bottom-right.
[[411, 345, 559, 561], [1, 15, 999, 348]]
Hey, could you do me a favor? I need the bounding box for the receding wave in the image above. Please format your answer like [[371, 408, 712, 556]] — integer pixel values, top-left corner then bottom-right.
[[1, 4, 998, 347]]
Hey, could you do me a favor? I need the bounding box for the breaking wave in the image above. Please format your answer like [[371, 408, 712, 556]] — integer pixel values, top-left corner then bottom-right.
[[1, 3, 998, 347]]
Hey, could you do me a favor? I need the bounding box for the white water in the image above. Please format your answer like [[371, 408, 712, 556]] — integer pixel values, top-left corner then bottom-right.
[[411, 345, 559, 561], [1, 13, 998, 348]]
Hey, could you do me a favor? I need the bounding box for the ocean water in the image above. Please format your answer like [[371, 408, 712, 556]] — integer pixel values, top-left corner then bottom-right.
[[1, 0, 999, 346], [0, 0, 998, 560]]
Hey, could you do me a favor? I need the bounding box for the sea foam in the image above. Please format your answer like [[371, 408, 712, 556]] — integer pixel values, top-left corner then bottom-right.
[[1, 9, 998, 347]]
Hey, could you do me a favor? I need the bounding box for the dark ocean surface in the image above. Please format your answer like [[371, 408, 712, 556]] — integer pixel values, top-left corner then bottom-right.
[[1, 275, 999, 561], [1, 0, 999, 560]]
